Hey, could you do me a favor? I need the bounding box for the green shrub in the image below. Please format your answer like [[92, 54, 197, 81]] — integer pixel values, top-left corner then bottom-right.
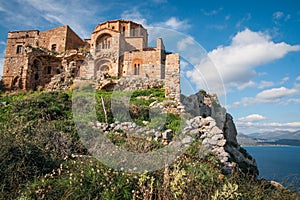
[[0, 138, 57, 199], [0, 90, 298, 200]]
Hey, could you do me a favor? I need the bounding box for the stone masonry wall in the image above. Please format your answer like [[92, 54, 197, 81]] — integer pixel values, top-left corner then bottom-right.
[[165, 53, 180, 100], [39, 26, 69, 53]]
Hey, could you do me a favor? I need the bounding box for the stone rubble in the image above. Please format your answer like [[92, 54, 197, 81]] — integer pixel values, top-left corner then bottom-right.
[[89, 112, 258, 175]]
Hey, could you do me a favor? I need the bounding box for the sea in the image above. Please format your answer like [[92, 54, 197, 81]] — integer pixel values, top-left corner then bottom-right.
[[243, 146, 300, 189]]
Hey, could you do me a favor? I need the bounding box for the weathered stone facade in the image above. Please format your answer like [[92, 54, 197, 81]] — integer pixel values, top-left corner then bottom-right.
[[1, 20, 180, 99], [2, 25, 85, 90]]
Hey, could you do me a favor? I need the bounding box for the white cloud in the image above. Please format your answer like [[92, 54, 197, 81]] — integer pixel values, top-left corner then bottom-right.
[[180, 61, 189, 69], [201, 8, 223, 16], [177, 37, 194, 51], [236, 81, 256, 90], [158, 17, 191, 30], [228, 87, 298, 108], [121, 8, 148, 26], [256, 87, 297, 100], [186, 28, 300, 95], [272, 11, 292, 24], [236, 113, 300, 134], [258, 80, 274, 89], [237, 120, 300, 134], [285, 14, 291, 21], [237, 114, 267, 122], [0, 0, 100, 38], [23, 0, 99, 38], [279, 76, 289, 85], [286, 98, 300, 104], [273, 11, 284, 20], [263, 122, 300, 129], [225, 15, 231, 21], [121, 9, 190, 31], [236, 13, 251, 28], [296, 76, 300, 81], [0, 42, 5, 78]]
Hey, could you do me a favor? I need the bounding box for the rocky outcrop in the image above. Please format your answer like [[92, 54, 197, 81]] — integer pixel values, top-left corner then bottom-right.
[[181, 91, 259, 176]]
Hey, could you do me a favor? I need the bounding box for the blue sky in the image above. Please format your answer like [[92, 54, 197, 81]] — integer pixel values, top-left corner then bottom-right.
[[0, 0, 299, 134]]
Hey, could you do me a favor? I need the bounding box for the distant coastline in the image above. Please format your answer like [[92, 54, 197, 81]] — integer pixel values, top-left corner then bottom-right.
[[237, 131, 300, 146]]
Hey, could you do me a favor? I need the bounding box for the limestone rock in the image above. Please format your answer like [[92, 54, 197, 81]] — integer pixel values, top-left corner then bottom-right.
[[162, 129, 172, 140]]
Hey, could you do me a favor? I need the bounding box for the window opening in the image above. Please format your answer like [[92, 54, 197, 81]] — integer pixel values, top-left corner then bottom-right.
[[16, 45, 22, 54]]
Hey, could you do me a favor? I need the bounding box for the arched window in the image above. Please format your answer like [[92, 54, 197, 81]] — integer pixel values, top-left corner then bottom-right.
[[96, 34, 112, 51], [51, 44, 57, 52], [132, 59, 142, 76], [134, 64, 140, 75]]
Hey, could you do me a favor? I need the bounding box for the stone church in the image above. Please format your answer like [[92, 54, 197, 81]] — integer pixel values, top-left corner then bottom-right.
[[1, 20, 180, 98]]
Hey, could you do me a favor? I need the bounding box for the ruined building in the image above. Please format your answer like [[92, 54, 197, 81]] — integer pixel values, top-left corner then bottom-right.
[[1, 20, 180, 98]]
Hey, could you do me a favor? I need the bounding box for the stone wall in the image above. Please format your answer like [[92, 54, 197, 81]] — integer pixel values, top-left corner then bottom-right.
[[165, 53, 180, 100], [65, 26, 86, 51], [2, 30, 39, 90], [39, 26, 68, 53], [1, 20, 179, 94], [123, 49, 163, 79], [2, 25, 85, 91], [99, 76, 164, 91], [124, 37, 145, 50], [39, 25, 84, 53]]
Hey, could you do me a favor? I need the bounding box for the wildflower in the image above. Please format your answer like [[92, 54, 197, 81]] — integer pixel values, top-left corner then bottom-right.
[[231, 162, 237, 168], [218, 174, 225, 180]]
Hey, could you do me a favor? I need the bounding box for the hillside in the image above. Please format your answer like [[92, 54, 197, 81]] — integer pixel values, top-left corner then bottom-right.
[[0, 89, 298, 199], [238, 131, 300, 146]]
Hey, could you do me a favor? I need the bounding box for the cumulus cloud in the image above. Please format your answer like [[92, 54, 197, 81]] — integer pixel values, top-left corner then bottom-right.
[[236, 81, 256, 90], [296, 76, 300, 81], [258, 80, 274, 89], [236, 114, 300, 134], [164, 17, 189, 29], [154, 17, 191, 30], [186, 28, 300, 95], [228, 87, 298, 108], [256, 87, 297, 100], [237, 114, 267, 122]]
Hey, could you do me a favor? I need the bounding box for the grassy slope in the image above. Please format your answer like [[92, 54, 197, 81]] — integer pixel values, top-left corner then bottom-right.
[[0, 90, 298, 199]]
